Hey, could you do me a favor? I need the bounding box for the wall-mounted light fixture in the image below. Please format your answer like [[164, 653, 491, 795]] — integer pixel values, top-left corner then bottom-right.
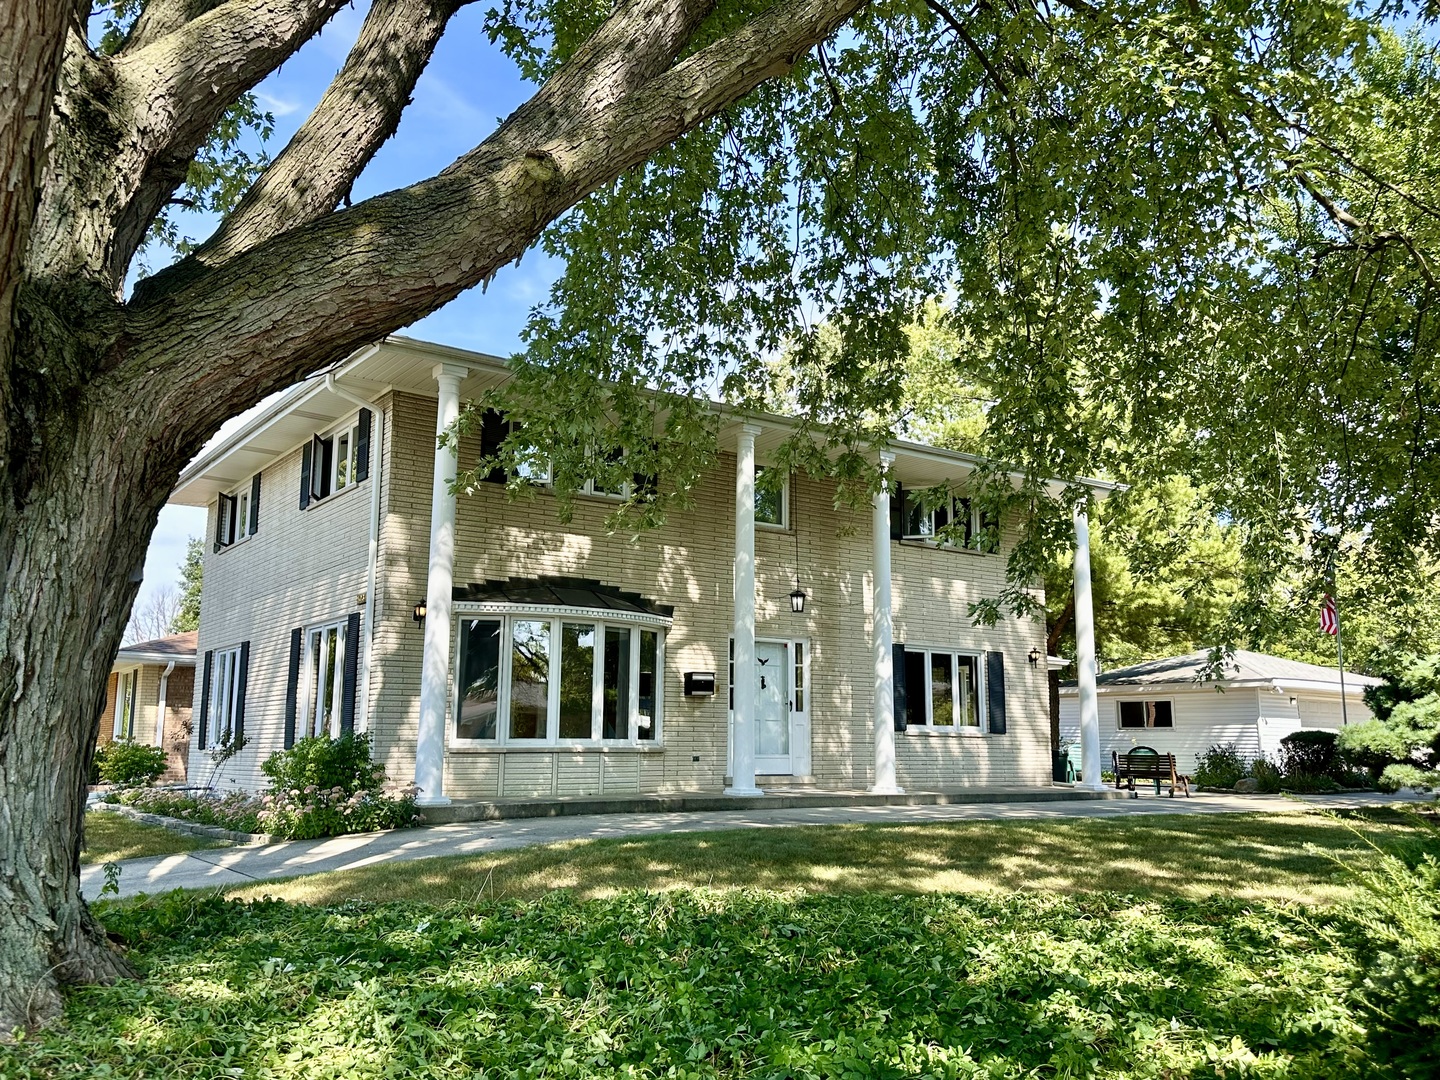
[[413, 599, 427, 624], [1028, 647, 1041, 667]]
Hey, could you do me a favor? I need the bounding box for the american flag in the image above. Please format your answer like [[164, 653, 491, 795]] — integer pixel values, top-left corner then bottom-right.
[[1320, 593, 1339, 636]]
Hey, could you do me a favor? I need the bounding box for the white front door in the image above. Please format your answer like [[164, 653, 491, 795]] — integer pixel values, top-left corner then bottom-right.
[[754, 641, 791, 774]]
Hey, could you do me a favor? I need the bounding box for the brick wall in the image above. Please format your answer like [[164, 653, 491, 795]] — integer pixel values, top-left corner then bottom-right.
[[193, 385, 1051, 797]]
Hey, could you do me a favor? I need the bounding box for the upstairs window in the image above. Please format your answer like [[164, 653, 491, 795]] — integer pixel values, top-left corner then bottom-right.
[[300, 409, 371, 509], [476, 409, 655, 498], [900, 489, 995, 550], [1118, 700, 1173, 729], [215, 474, 261, 551], [755, 466, 788, 528]]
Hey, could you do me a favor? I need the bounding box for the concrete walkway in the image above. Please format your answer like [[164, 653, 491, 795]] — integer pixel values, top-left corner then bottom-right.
[[82, 790, 1426, 900]]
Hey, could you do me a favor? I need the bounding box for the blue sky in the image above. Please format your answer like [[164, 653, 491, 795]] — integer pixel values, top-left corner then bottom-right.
[[138, 4, 560, 615]]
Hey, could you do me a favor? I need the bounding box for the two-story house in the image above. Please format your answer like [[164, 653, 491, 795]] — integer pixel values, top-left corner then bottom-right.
[[171, 337, 1117, 804]]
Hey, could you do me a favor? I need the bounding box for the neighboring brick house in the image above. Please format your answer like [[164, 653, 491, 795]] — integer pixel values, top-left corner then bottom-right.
[[98, 631, 197, 784], [171, 337, 1118, 802]]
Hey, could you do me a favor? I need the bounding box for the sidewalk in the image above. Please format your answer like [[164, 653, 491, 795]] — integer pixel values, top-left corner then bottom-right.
[[82, 790, 1425, 900]]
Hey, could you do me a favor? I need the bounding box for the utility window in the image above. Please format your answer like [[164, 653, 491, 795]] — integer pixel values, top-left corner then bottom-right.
[[1118, 700, 1174, 729]]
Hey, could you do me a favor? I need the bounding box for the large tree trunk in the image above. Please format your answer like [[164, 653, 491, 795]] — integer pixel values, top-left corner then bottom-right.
[[0, 308, 179, 1031], [0, 0, 867, 1037]]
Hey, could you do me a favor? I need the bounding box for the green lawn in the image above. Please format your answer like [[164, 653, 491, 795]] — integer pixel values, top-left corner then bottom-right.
[[4, 808, 1432, 1079], [82, 809, 220, 864], [226, 808, 1430, 908]]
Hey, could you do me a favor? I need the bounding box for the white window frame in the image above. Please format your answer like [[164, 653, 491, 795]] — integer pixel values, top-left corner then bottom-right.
[[450, 609, 667, 748], [207, 645, 243, 746], [754, 466, 789, 530], [114, 669, 138, 740], [901, 646, 986, 734], [300, 619, 349, 739], [215, 478, 256, 550], [307, 414, 365, 505], [901, 489, 985, 545], [1116, 698, 1175, 730]]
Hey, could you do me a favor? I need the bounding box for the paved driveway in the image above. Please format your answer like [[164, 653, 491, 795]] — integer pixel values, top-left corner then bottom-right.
[[82, 790, 1425, 900]]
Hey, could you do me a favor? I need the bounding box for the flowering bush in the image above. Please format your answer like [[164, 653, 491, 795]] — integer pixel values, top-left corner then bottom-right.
[[257, 782, 420, 841], [257, 734, 418, 840], [110, 788, 263, 833]]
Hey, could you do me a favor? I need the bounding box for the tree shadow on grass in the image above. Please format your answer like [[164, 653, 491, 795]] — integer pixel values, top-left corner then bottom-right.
[[222, 809, 1432, 910], [4, 887, 1381, 1079]]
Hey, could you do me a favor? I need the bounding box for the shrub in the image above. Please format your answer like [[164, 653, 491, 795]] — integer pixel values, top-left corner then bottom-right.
[[1250, 757, 1284, 794], [1338, 719, 1417, 780], [261, 732, 386, 796], [1376, 764, 1440, 794], [1276, 773, 1343, 794], [112, 788, 263, 832], [1338, 834, 1440, 1074], [258, 733, 417, 840], [1194, 743, 1249, 789], [1278, 730, 1338, 778], [95, 741, 169, 787]]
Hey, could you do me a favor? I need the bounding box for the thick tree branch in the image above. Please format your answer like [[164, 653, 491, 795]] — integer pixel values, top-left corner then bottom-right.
[[120, 0, 228, 53], [126, 0, 866, 442], [199, 0, 472, 265], [0, 0, 70, 389]]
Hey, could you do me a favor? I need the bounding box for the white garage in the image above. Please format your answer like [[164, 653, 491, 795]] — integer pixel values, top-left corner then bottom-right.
[[1058, 650, 1378, 773]]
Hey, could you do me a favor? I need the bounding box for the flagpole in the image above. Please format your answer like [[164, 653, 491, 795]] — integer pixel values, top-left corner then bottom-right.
[[1328, 553, 1350, 727]]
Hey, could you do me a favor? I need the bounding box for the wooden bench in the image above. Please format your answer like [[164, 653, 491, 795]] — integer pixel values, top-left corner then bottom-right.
[[1113, 747, 1191, 798]]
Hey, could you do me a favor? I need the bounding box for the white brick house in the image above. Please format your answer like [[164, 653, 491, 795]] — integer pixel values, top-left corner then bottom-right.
[[172, 337, 1118, 803]]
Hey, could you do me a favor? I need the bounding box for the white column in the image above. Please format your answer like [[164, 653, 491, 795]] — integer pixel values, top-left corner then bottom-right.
[[1073, 503, 1106, 791], [725, 423, 764, 796], [414, 362, 467, 807], [871, 452, 903, 793]]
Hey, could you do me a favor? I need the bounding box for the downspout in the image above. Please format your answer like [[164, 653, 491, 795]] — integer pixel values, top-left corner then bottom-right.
[[325, 346, 383, 733], [156, 660, 176, 747]]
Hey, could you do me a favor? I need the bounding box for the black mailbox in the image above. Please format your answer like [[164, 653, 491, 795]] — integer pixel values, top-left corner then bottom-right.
[[683, 671, 717, 697]]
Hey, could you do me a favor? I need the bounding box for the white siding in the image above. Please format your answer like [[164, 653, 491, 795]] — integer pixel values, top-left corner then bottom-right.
[[1059, 687, 1263, 773], [1297, 692, 1372, 730]]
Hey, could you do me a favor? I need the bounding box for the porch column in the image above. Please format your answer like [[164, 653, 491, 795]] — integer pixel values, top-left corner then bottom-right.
[[870, 452, 903, 793], [1073, 503, 1106, 791], [414, 362, 467, 807], [725, 423, 764, 796]]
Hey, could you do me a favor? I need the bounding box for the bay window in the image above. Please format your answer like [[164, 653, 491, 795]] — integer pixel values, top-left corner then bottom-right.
[[453, 612, 665, 745]]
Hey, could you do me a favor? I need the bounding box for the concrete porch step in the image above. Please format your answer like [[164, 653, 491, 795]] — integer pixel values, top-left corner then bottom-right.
[[419, 785, 1128, 826]]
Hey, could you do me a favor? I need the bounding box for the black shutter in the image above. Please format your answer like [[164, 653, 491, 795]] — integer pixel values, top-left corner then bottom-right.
[[892, 642, 907, 731], [299, 442, 313, 510], [198, 650, 213, 749], [284, 627, 302, 748], [340, 612, 361, 733], [889, 482, 904, 540], [311, 434, 330, 501], [234, 640, 250, 744], [986, 650, 1006, 734], [249, 473, 261, 534], [354, 408, 372, 482], [479, 409, 508, 484]]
